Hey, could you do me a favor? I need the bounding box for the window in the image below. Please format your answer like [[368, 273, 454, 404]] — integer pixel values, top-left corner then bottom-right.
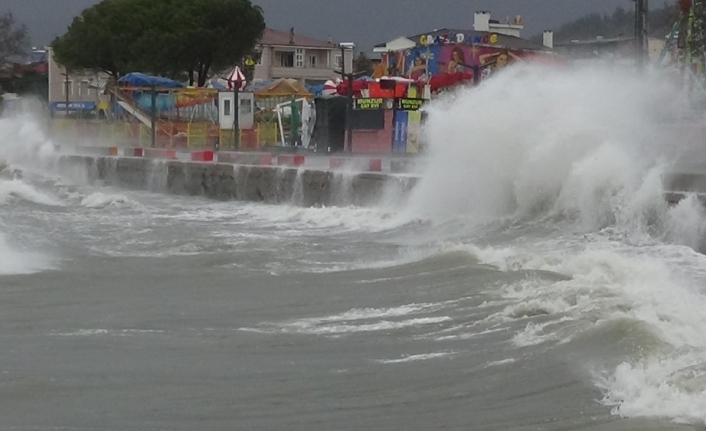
[[309, 55, 317, 68], [295, 48, 304, 68], [278, 51, 294, 67], [335, 55, 342, 69], [77, 81, 90, 97], [63, 80, 73, 96], [240, 98, 252, 115], [84, 81, 92, 96], [223, 99, 231, 116]]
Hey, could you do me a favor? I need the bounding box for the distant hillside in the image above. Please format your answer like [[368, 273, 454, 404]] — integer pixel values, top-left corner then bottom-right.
[[533, 2, 680, 44]]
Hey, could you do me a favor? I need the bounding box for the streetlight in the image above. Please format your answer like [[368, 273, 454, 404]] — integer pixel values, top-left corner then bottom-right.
[[339, 42, 355, 153], [635, 0, 648, 70], [61, 71, 70, 118]]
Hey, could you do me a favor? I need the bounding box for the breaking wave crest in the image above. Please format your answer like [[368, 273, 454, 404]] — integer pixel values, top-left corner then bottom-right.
[[403, 65, 704, 247], [395, 64, 706, 425]]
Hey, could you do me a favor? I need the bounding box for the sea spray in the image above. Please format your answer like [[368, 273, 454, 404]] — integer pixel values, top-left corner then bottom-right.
[[330, 170, 356, 206], [396, 63, 706, 425], [291, 166, 305, 206], [0, 232, 54, 275], [0, 115, 57, 172], [403, 64, 701, 243]]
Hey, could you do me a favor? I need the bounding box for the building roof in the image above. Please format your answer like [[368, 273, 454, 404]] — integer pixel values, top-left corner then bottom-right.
[[373, 36, 417, 53], [555, 37, 635, 47], [376, 28, 549, 52], [411, 28, 548, 51], [260, 28, 334, 49]]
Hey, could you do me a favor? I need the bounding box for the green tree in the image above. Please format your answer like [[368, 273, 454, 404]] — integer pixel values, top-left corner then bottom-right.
[[544, 2, 679, 44], [353, 52, 373, 76], [0, 11, 29, 64], [12, 71, 49, 101], [51, 0, 145, 80], [52, 0, 265, 86]]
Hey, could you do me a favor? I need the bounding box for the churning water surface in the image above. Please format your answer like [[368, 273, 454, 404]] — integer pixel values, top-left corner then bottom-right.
[[1, 65, 706, 430]]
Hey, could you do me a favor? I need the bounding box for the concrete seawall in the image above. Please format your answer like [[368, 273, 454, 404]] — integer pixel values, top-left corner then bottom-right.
[[58, 155, 418, 207], [57, 154, 706, 209]]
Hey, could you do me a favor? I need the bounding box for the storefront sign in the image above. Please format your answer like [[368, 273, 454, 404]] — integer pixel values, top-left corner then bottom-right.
[[418, 32, 499, 47], [396, 98, 424, 111], [354, 98, 385, 110], [49, 101, 96, 111]]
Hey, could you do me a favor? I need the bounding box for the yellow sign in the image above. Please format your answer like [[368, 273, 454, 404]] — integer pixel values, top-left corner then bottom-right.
[[244, 57, 255, 67], [354, 98, 385, 110], [396, 98, 424, 111]]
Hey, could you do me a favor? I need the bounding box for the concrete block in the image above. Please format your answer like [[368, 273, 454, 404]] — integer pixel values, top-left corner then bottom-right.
[[120, 147, 144, 157], [278, 154, 305, 167], [76, 146, 113, 156], [218, 152, 272, 165], [330, 157, 382, 172], [144, 148, 177, 159], [191, 150, 214, 162], [368, 158, 382, 172], [56, 154, 421, 208], [391, 159, 414, 173], [330, 157, 347, 169]]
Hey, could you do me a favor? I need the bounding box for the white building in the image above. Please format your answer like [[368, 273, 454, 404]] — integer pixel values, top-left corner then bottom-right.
[[253, 28, 354, 85], [47, 47, 108, 115], [473, 11, 525, 38]]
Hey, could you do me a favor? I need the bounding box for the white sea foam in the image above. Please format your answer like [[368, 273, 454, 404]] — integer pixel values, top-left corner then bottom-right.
[[0, 179, 64, 206], [0, 233, 53, 275], [486, 358, 517, 367], [397, 64, 706, 424], [377, 352, 455, 364], [51, 329, 167, 337], [80, 192, 136, 209], [471, 241, 706, 422], [0, 116, 57, 172], [240, 303, 452, 335], [402, 64, 705, 244], [599, 354, 706, 424]]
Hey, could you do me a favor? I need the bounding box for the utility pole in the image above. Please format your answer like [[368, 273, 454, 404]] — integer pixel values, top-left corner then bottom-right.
[[150, 82, 156, 148], [62, 71, 70, 117], [339, 43, 355, 153], [233, 81, 239, 150], [635, 0, 649, 69]]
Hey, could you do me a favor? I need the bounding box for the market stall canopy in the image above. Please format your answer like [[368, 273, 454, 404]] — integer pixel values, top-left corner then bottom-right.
[[205, 78, 229, 90], [118, 72, 184, 88], [255, 78, 312, 98]]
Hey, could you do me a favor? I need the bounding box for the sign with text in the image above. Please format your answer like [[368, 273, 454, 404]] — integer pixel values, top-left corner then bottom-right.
[[396, 98, 424, 111], [353, 98, 386, 110], [49, 101, 96, 111]]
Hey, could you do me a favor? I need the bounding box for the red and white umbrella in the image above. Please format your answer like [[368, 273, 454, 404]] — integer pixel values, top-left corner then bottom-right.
[[322, 79, 338, 96], [226, 66, 247, 91]]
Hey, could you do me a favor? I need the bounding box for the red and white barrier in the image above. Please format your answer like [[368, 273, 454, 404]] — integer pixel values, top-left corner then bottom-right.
[[217, 152, 273, 165], [143, 148, 177, 159], [111, 147, 141, 157], [191, 150, 214, 162], [277, 154, 305, 167], [329, 157, 382, 172]]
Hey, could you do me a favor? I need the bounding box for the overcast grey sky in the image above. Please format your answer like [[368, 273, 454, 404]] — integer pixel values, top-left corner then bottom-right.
[[4, 0, 635, 53]]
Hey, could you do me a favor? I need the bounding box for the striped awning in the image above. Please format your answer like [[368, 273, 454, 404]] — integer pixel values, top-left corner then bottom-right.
[[226, 66, 247, 91]]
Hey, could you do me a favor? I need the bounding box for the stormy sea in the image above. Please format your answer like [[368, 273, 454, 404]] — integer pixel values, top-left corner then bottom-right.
[[1, 65, 706, 430]]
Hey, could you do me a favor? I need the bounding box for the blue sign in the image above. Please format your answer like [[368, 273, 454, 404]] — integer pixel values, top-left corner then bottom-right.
[[392, 110, 408, 153], [50, 101, 96, 111]]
